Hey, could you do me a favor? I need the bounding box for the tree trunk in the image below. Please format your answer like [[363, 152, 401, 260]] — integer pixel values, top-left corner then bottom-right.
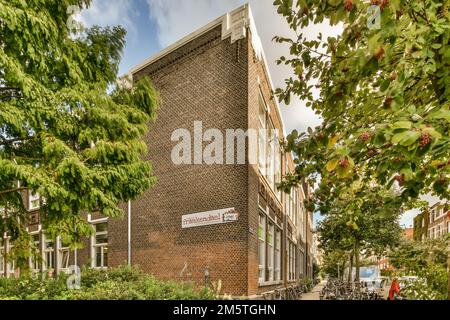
[[354, 241, 360, 283], [348, 251, 354, 283]]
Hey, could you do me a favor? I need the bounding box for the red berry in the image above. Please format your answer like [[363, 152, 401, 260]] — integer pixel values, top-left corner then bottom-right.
[[391, 71, 397, 81], [380, 0, 389, 9], [383, 96, 393, 108], [419, 132, 432, 149], [394, 174, 405, 185], [374, 46, 385, 60], [338, 157, 349, 168], [344, 0, 353, 12], [360, 132, 371, 142]]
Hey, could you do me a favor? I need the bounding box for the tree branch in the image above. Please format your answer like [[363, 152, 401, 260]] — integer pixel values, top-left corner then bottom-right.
[[0, 187, 27, 195]]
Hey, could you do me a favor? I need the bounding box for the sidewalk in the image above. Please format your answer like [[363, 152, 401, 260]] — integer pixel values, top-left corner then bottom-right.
[[300, 281, 326, 300]]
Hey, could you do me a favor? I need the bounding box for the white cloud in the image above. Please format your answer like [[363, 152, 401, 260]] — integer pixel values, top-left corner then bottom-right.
[[78, 0, 139, 42], [145, 0, 343, 133], [146, 0, 242, 47]]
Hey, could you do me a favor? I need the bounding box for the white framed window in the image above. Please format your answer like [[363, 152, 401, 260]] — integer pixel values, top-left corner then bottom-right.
[[258, 97, 267, 177], [267, 222, 274, 282], [274, 229, 281, 281], [43, 237, 54, 271], [28, 191, 40, 210], [92, 222, 108, 268], [288, 241, 297, 281], [6, 241, 15, 276], [30, 233, 41, 272], [258, 214, 266, 283], [58, 238, 70, 271], [274, 138, 282, 199], [267, 120, 275, 188], [0, 239, 4, 276]]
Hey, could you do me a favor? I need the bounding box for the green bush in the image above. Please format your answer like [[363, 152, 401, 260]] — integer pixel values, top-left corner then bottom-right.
[[0, 265, 217, 300]]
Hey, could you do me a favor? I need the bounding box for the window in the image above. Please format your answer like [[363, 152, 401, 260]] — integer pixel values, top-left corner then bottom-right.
[[44, 238, 54, 270], [258, 214, 266, 283], [28, 191, 40, 210], [274, 229, 281, 281], [292, 189, 297, 226], [92, 222, 108, 268], [59, 239, 70, 270], [30, 233, 40, 272], [274, 137, 282, 199], [267, 223, 274, 281], [267, 121, 275, 188], [287, 241, 297, 281], [258, 97, 267, 177], [6, 243, 15, 276], [0, 240, 4, 275]]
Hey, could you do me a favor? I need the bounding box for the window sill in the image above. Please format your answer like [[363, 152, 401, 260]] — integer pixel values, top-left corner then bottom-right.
[[258, 280, 283, 287]]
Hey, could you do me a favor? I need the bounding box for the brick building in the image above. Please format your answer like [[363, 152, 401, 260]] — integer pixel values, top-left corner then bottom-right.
[[413, 201, 449, 241], [0, 4, 314, 297]]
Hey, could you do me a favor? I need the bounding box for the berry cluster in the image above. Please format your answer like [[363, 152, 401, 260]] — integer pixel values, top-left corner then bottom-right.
[[344, 0, 353, 12], [419, 132, 432, 149], [371, 0, 389, 9], [394, 174, 405, 186], [383, 96, 393, 108], [339, 157, 349, 168], [359, 132, 371, 142]]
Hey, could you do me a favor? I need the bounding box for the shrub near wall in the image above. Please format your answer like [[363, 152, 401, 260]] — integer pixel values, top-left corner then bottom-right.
[[0, 266, 217, 300]]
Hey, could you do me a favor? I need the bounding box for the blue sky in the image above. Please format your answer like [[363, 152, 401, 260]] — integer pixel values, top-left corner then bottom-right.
[[78, 0, 431, 228]]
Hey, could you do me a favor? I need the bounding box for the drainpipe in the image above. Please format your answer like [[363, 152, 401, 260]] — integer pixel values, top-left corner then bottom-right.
[[128, 200, 131, 266]]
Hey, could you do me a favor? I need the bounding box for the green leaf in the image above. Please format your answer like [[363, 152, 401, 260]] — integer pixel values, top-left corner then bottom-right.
[[326, 159, 339, 172], [392, 121, 412, 130], [391, 131, 420, 146], [422, 127, 442, 139]]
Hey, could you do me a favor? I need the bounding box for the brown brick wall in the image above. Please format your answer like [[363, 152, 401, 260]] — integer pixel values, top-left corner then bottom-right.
[[131, 25, 250, 296]]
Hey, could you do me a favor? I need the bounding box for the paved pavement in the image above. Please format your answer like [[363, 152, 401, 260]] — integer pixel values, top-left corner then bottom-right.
[[300, 281, 326, 300]]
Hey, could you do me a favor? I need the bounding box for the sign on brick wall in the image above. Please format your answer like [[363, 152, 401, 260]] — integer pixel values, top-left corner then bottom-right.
[[181, 208, 239, 229]]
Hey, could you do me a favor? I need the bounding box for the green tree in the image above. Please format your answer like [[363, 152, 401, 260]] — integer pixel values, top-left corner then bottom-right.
[[316, 180, 403, 282], [0, 0, 159, 265], [389, 238, 449, 299], [274, 0, 449, 204]]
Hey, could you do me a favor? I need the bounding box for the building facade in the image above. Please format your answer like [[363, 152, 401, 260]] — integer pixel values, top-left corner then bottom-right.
[[413, 210, 429, 241], [0, 4, 314, 297], [413, 201, 449, 241]]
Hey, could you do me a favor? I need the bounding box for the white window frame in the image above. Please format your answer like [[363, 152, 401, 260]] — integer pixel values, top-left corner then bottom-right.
[[267, 222, 274, 282], [28, 191, 40, 210], [258, 96, 267, 177], [274, 229, 281, 281], [267, 120, 275, 188], [29, 231, 41, 273], [91, 220, 108, 269], [58, 237, 71, 271], [0, 239, 4, 276], [43, 235, 55, 271], [258, 213, 266, 284]]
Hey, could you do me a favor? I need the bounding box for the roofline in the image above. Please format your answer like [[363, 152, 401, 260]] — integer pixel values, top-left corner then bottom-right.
[[125, 5, 246, 76], [124, 3, 289, 139]]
